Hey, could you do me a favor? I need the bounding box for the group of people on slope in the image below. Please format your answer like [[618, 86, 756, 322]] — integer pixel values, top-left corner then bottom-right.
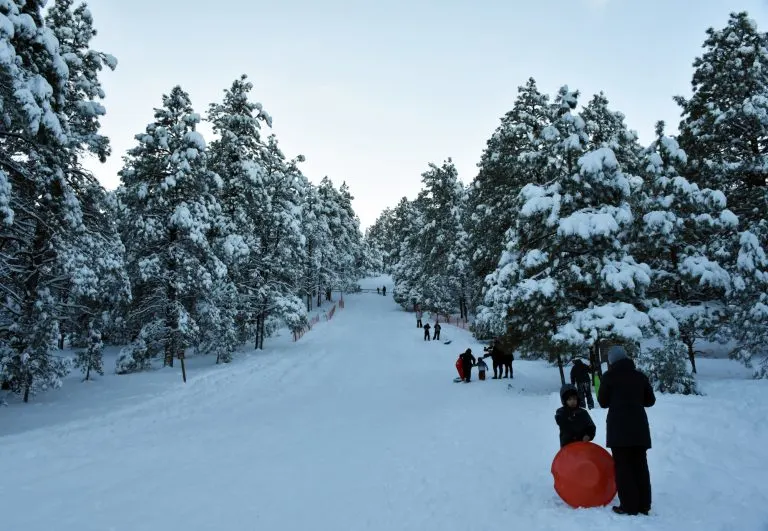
[[416, 310, 442, 341], [454, 337, 513, 383], [556, 345, 656, 517]]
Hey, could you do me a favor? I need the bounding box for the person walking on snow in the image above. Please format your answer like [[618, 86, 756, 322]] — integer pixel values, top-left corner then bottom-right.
[[382, 286, 386, 296], [570, 359, 594, 409], [423, 322, 431, 341], [459, 348, 476, 382], [416, 310, 423, 328], [377, 287, 380, 294], [433, 322, 441, 341], [598, 346, 656, 516], [555, 384, 596, 447]]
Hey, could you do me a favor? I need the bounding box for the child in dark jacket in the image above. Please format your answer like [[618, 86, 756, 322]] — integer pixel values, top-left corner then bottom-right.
[[555, 384, 597, 448]]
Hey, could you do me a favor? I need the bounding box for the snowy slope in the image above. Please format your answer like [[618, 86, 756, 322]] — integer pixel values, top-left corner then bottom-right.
[[1, 275, 767, 530]]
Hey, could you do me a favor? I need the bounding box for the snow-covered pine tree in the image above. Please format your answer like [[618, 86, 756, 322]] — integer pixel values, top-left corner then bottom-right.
[[250, 135, 307, 348], [724, 225, 768, 375], [206, 74, 272, 355], [116, 86, 227, 372], [45, 0, 117, 162], [581, 92, 643, 175], [299, 183, 333, 312], [466, 78, 551, 293], [632, 122, 737, 374], [413, 159, 469, 317], [479, 87, 675, 383], [391, 198, 426, 309], [317, 177, 363, 297], [636, 338, 699, 395], [675, 12, 768, 229], [1, 0, 124, 400], [675, 12, 768, 374]]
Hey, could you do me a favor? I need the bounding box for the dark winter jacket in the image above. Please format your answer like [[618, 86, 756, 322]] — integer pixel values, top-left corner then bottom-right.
[[459, 350, 476, 369], [434, 323, 441, 332], [597, 358, 656, 449], [423, 323, 431, 331], [570, 360, 592, 384], [556, 385, 596, 448]]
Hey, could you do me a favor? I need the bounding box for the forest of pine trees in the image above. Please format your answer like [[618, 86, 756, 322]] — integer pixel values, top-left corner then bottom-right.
[[0, 1, 369, 401], [367, 12, 768, 385]]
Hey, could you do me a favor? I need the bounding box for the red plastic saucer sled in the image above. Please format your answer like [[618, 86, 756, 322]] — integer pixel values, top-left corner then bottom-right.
[[551, 442, 617, 508]]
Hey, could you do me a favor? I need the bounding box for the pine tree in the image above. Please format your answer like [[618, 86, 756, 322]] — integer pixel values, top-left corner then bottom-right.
[[116, 86, 227, 372], [413, 159, 469, 316], [479, 87, 675, 383], [581, 92, 643, 175], [466, 78, 550, 297], [675, 12, 768, 226], [675, 13, 768, 375], [637, 338, 699, 395], [632, 122, 737, 374], [1, 0, 121, 400]]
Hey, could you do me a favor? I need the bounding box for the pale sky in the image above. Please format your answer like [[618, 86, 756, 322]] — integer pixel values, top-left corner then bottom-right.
[[79, 0, 768, 229]]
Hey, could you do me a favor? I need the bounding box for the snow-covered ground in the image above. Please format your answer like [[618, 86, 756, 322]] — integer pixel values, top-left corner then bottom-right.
[[2, 275, 767, 530]]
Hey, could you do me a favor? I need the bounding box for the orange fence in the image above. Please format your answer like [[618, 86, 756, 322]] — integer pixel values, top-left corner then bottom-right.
[[293, 299, 343, 342]]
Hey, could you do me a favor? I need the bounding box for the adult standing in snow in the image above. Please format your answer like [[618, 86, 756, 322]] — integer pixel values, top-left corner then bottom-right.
[[570, 359, 594, 409], [459, 348, 476, 382], [382, 286, 386, 296], [433, 322, 441, 341], [416, 310, 423, 328], [423, 322, 431, 341], [502, 349, 514, 379], [598, 346, 656, 516]]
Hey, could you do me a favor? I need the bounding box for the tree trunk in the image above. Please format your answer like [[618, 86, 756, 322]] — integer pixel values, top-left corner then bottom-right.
[[556, 352, 565, 385], [258, 313, 265, 350], [58, 328, 65, 350], [683, 336, 698, 374], [85, 354, 91, 381]]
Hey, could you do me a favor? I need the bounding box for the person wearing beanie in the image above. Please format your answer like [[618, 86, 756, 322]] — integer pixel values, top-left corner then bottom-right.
[[555, 384, 596, 448], [598, 344, 656, 516]]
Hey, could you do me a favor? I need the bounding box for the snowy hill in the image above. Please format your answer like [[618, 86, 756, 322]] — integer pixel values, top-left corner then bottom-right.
[[1, 276, 767, 530]]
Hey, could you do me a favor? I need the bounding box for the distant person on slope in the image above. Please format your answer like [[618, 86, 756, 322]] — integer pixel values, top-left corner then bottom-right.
[[377, 287, 380, 294], [416, 310, 423, 328], [570, 359, 594, 409], [483, 339, 503, 379], [459, 348, 476, 382], [382, 286, 386, 296], [423, 322, 431, 341], [433, 322, 441, 341], [598, 346, 656, 517], [555, 384, 596, 447]]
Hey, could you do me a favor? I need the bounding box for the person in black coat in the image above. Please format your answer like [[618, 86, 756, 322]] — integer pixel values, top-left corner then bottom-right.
[[433, 322, 441, 340], [598, 346, 656, 516], [459, 348, 476, 382], [483, 339, 503, 378], [555, 384, 596, 447], [423, 322, 431, 341], [570, 359, 594, 409]]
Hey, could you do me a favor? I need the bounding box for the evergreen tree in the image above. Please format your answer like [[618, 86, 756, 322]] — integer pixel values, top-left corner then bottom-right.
[[675, 13, 768, 375], [478, 87, 676, 383], [632, 122, 737, 374], [637, 338, 699, 395], [466, 79, 550, 294], [675, 12, 768, 226], [0, 1, 121, 400], [116, 86, 227, 372], [413, 160, 469, 316]]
